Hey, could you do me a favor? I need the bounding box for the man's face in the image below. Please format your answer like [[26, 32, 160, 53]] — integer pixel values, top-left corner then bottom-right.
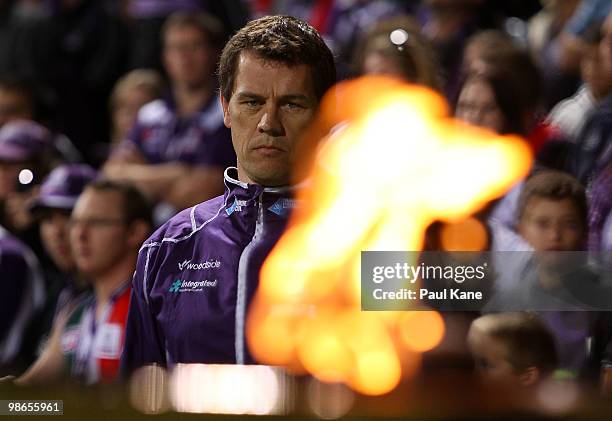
[[221, 51, 318, 186], [517, 197, 584, 252], [40, 208, 75, 272], [70, 189, 130, 279], [163, 25, 215, 88]]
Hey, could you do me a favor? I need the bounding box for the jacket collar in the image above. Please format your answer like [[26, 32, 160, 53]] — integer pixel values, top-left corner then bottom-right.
[[222, 168, 300, 218]]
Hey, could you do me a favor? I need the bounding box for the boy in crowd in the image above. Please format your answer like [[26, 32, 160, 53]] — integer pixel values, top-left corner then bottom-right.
[[516, 170, 586, 255], [504, 170, 610, 379], [468, 312, 558, 387]]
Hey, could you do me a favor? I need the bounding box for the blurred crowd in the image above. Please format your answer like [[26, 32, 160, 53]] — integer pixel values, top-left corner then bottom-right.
[[0, 0, 611, 396]]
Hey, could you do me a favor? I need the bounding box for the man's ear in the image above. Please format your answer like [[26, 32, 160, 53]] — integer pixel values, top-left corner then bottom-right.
[[519, 366, 540, 387], [127, 220, 151, 249], [220, 93, 231, 128]]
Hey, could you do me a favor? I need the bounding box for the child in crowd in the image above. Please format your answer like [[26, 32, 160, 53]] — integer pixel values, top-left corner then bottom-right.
[[506, 170, 609, 380], [516, 170, 586, 254], [468, 312, 558, 387]]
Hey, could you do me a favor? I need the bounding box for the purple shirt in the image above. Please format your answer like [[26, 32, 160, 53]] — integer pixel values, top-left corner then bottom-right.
[[121, 168, 298, 372], [116, 96, 236, 167]]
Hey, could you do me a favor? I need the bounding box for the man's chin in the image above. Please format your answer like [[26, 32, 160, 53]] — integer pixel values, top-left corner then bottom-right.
[[246, 167, 290, 187], [56, 260, 76, 273], [75, 264, 99, 280]]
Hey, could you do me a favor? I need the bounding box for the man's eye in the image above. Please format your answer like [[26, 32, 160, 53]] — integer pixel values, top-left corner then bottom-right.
[[242, 100, 261, 107], [563, 220, 581, 231], [283, 102, 306, 111], [482, 104, 498, 114], [476, 357, 490, 370], [457, 102, 472, 112]]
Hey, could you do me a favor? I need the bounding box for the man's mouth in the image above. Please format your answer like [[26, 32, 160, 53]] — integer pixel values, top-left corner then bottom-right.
[[253, 145, 286, 155], [254, 143, 285, 150]]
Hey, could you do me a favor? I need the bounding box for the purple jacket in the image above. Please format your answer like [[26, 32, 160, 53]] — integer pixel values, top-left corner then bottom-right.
[[122, 168, 297, 372]]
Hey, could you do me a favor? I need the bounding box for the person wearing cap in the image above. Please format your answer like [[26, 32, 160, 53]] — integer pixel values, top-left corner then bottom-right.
[[0, 120, 54, 199], [7, 179, 152, 385], [0, 120, 55, 251], [24, 164, 97, 359], [0, 120, 53, 374]]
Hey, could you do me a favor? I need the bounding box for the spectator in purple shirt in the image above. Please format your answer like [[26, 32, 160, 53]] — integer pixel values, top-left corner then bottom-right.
[[121, 15, 336, 374], [25, 164, 97, 354], [0, 224, 44, 376], [105, 12, 236, 214], [0, 120, 55, 238]]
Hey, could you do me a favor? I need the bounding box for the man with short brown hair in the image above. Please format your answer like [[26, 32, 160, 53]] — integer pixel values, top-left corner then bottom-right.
[[122, 15, 336, 373]]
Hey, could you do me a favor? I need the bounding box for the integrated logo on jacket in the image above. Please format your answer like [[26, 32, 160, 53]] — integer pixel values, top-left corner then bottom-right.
[[268, 198, 298, 217], [169, 280, 182, 293], [168, 279, 218, 293], [178, 259, 221, 271]]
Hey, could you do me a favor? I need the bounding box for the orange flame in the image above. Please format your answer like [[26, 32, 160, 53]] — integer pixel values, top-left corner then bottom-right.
[[247, 77, 532, 395]]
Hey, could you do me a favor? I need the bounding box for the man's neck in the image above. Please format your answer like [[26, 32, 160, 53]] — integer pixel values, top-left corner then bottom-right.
[[593, 87, 612, 103], [173, 82, 212, 117], [92, 256, 136, 306], [235, 165, 292, 188]]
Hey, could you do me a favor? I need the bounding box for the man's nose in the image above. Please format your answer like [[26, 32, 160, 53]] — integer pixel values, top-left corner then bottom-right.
[[51, 223, 66, 241], [547, 224, 563, 242], [466, 108, 486, 126], [70, 222, 88, 242], [51, 215, 69, 238], [257, 106, 285, 137]]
